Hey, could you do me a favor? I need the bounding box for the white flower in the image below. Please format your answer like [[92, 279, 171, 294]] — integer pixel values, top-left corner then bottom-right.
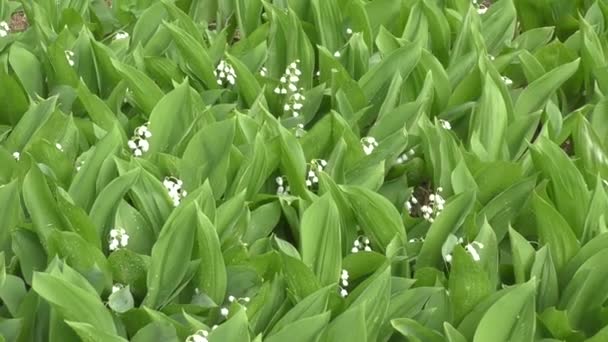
[[11, 152, 19, 160], [501, 75, 513, 86], [361, 136, 379, 155], [351, 236, 372, 253], [163, 176, 186, 207], [114, 31, 129, 40], [108, 228, 129, 251], [340, 288, 348, 297], [214, 59, 237, 86], [0, 21, 10, 37], [260, 67, 268, 77], [305, 159, 327, 189], [295, 123, 306, 138], [444, 254, 453, 263], [276, 176, 290, 196], [346, 28, 353, 35], [65, 50, 75, 67], [405, 187, 445, 222], [465, 241, 485, 261], [439, 119, 451, 130], [134, 123, 152, 139], [276, 60, 305, 117], [333, 51, 341, 57], [55, 143, 63, 151], [220, 307, 229, 317], [186, 330, 209, 342], [111, 284, 124, 294], [477, 5, 488, 14]]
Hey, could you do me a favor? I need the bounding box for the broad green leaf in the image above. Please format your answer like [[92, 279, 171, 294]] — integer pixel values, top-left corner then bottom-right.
[[449, 246, 492, 323], [532, 192, 580, 271], [345, 186, 406, 252], [514, 59, 580, 116], [33, 269, 116, 334], [473, 280, 536, 342], [300, 194, 341, 286], [417, 191, 476, 269], [65, 322, 128, 342], [530, 137, 589, 238], [143, 202, 197, 309], [195, 211, 227, 305]]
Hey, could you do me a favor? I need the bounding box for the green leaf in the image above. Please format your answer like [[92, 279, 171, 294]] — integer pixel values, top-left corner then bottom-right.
[[147, 79, 194, 154], [265, 312, 331, 342], [112, 60, 165, 115], [359, 43, 422, 101], [473, 280, 536, 342], [5, 97, 57, 152], [69, 126, 122, 211], [514, 59, 580, 116], [469, 73, 508, 160], [33, 268, 116, 334], [143, 202, 197, 309], [208, 309, 250, 341], [300, 194, 341, 286], [531, 192, 580, 272], [530, 137, 590, 238], [65, 322, 128, 342], [509, 227, 535, 284], [22, 163, 70, 243], [530, 247, 558, 311], [163, 21, 218, 89], [269, 285, 331, 335], [417, 191, 476, 269], [180, 119, 235, 196], [345, 186, 406, 252], [195, 211, 227, 305], [449, 246, 493, 323], [392, 318, 444, 342], [89, 168, 141, 241]]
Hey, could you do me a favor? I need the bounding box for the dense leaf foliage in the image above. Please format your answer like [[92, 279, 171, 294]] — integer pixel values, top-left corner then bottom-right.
[[0, 0, 607, 341]]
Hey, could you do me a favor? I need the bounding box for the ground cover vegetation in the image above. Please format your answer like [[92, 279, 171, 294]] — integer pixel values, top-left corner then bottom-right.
[[1, 0, 608, 341]]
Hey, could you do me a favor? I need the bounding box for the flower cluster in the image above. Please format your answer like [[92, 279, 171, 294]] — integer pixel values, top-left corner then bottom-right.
[[127, 123, 151, 157], [439, 119, 452, 130], [473, 0, 489, 14], [294, 123, 306, 138], [361, 136, 379, 155], [214, 59, 237, 87], [339, 269, 349, 297], [444, 238, 485, 263], [351, 236, 372, 253], [395, 149, 416, 164], [306, 159, 327, 188], [114, 31, 129, 40], [111, 283, 124, 294], [163, 176, 187, 207], [65, 50, 75, 67], [108, 228, 129, 251], [274, 60, 305, 118], [405, 187, 445, 223], [275, 176, 290, 196], [228, 295, 251, 303], [0, 21, 10, 37], [186, 330, 209, 342]]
